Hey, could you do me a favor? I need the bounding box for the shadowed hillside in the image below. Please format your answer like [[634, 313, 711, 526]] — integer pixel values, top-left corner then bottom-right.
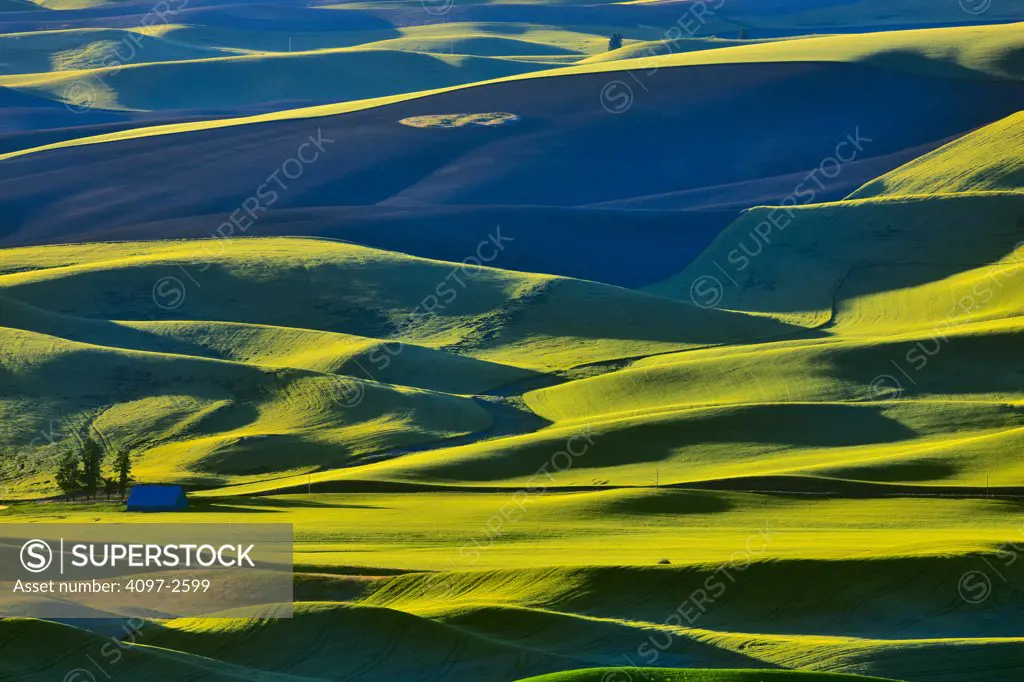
[[1, 3, 1023, 682]]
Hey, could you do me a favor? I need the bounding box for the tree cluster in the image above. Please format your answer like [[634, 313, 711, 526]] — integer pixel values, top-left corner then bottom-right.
[[54, 436, 133, 502]]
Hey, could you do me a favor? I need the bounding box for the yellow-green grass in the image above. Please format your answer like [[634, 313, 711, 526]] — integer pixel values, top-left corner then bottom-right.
[[353, 34, 585, 58], [326, 0, 1023, 28], [517, 184, 1022, 489], [379, 22, 659, 54], [276, 17, 998, 83], [0, 238, 789, 371], [828, 257, 1023, 335], [0, 608, 574, 681], [149, 22, 647, 56], [682, 0, 1024, 29], [147, 607, 919, 681], [3, 22, 1020, 160], [139, 601, 571, 681], [521, 670, 896, 681], [0, 20, 672, 109], [118, 319, 535, 392], [527, 252, 1023, 426], [682, 633, 1024, 682], [1, 610, 1013, 681], [2, 233, 1017, 495], [22, 0, 107, 8], [1, 13, 1023, 682], [2, 109, 1021, 498], [0, 48, 560, 111], [5, 493, 1024, 680], [3, 499, 1021, 627], [647, 193, 1023, 327], [0, 26, 231, 76], [0, 237, 796, 497], [0, 617, 306, 681], [0, 286, 535, 393], [524, 320, 1022, 420], [5, 493, 1024, 679], [147, 24, 399, 53], [648, 110, 1023, 334], [500, 614, 1024, 677], [508, 332, 1023, 489], [0, 322, 493, 487], [578, 35, 801, 64], [849, 111, 1024, 199], [5, 490, 1024, 571], [132, 610, 1024, 680], [213, 399, 1022, 493], [347, 23, 661, 60]]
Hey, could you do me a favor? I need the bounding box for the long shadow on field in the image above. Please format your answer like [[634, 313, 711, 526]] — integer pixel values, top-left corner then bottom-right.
[[209, 496, 388, 510], [571, 403, 919, 470], [4, 61, 1022, 237], [831, 328, 1024, 398], [384, 557, 1024, 640], [440, 604, 776, 672], [17, 206, 736, 289]]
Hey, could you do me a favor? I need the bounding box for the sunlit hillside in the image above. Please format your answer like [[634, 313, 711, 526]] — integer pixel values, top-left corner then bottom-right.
[[1, 1, 1022, 680]]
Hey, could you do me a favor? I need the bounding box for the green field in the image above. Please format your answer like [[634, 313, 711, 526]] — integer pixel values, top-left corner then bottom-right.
[[3, 21, 1022, 159], [522, 671, 898, 681], [2, 106, 1022, 680], [1, 2, 1023, 680]]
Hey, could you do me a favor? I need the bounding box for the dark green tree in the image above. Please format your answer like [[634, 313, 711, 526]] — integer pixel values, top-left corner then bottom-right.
[[608, 32, 623, 51], [54, 450, 81, 501], [114, 449, 133, 501], [738, 28, 749, 39], [80, 436, 104, 500], [103, 476, 117, 501]]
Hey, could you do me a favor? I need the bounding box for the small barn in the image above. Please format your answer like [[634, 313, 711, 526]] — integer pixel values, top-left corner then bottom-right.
[[126, 485, 188, 512]]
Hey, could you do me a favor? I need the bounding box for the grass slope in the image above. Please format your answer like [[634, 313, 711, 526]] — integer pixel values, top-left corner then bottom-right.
[[140, 601, 577, 681], [0, 26, 229, 76], [2, 59, 1020, 252], [579, 36, 795, 64], [0, 617, 306, 681], [849, 111, 1024, 198], [2, 8, 1024, 682], [1, 48, 559, 111], [520, 670, 896, 681], [0, 237, 793, 495], [0, 205, 737, 289], [3, 22, 1021, 154], [647, 193, 1023, 326], [7, 494, 1024, 679]]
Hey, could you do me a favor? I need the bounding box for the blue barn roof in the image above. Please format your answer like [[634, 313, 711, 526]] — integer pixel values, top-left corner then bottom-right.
[[126, 485, 188, 512]]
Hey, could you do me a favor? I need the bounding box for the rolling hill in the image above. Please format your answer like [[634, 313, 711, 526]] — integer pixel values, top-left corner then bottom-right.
[[849, 110, 1024, 198], [1, 2, 1023, 681], [1, 23, 1022, 289], [0, 236, 799, 493]]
